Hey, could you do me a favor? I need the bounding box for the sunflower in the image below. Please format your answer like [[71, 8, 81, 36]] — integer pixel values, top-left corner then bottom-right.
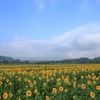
[[81, 84, 86, 89], [43, 82, 46, 86], [3, 92, 8, 99], [33, 80, 37, 85], [64, 89, 68, 92], [64, 78, 69, 83], [93, 81, 96, 84], [52, 88, 57, 94], [28, 79, 31, 83], [34, 89, 38, 93], [24, 78, 28, 82], [96, 86, 100, 90], [9, 82, 12, 86], [18, 96, 21, 100], [81, 76, 84, 79], [0, 81, 2, 85], [90, 91, 95, 99], [46, 95, 50, 100], [30, 83, 33, 87], [18, 77, 21, 81], [87, 80, 91, 85], [26, 90, 32, 97], [6, 79, 9, 83], [9, 93, 13, 97], [59, 86, 63, 92]]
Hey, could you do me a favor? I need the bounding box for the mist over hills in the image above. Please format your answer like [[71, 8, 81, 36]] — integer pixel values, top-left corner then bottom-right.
[[0, 55, 100, 64], [0, 55, 15, 62]]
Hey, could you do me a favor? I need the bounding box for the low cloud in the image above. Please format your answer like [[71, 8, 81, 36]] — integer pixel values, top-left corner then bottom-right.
[[0, 24, 100, 60]]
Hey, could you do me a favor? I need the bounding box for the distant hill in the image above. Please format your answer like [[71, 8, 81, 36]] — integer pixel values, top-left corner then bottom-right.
[[0, 55, 15, 62], [0, 55, 29, 64], [34, 57, 100, 64], [0, 55, 100, 64]]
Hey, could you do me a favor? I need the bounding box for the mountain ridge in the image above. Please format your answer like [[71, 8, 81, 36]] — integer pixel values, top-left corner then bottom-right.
[[0, 55, 100, 64]]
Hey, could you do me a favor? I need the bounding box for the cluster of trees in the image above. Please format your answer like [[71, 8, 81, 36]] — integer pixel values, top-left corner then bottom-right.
[[34, 57, 100, 64], [1, 55, 100, 64], [0, 56, 30, 64]]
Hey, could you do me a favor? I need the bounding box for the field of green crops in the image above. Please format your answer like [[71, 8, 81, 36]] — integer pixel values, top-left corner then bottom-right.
[[0, 64, 100, 100]]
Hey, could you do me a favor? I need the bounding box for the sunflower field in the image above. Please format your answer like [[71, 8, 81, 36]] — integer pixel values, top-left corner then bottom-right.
[[0, 64, 100, 100]]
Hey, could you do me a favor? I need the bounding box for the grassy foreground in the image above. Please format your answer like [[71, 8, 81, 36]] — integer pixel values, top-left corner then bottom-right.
[[0, 64, 100, 100]]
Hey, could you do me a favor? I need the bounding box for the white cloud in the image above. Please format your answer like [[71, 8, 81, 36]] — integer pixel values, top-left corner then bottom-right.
[[34, 0, 100, 10], [34, 0, 45, 9], [80, 0, 100, 10], [0, 23, 100, 60], [34, 0, 61, 10]]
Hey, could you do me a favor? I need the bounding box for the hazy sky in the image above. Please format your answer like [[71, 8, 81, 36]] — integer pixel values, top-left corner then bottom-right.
[[0, 0, 100, 60]]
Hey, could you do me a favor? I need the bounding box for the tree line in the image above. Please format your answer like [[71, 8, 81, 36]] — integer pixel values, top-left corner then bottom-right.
[[34, 57, 100, 64], [1, 55, 100, 64], [0, 56, 30, 64]]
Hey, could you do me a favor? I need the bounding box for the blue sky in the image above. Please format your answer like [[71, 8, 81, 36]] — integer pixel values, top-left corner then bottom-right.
[[0, 0, 100, 60]]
